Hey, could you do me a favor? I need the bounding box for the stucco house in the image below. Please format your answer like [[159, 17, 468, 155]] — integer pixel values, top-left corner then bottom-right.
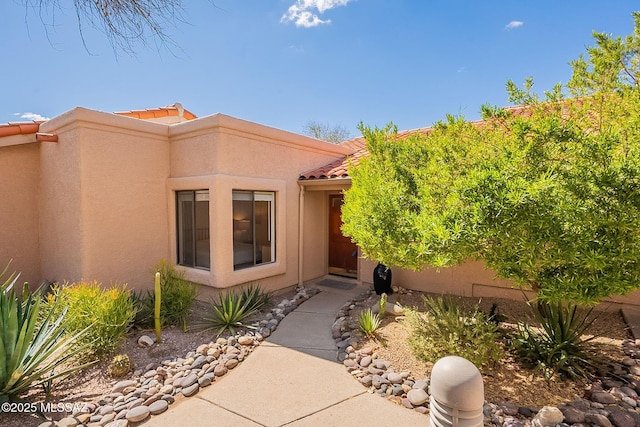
[[2, 104, 640, 307]]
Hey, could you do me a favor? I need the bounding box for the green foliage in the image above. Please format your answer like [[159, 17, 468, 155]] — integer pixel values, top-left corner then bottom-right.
[[342, 14, 640, 304], [204, 285, 270, 336], [512, 301, 600, 380], [0, 265, 93, 402], [45, 280, 137, 359], [135, 260, 196, 331], [358, 308, 381, 337], [406, 296, 502, 367]]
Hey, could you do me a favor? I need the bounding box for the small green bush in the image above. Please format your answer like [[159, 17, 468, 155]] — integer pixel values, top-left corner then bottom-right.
[[45, 280, 137, 359], [204, 285, 270, 336], [1, 265, 93, 402], [358, 308, 381, 337], [512, 300, 600, 380], [406, 295, 502, 367], [135, 260, 197, 331]]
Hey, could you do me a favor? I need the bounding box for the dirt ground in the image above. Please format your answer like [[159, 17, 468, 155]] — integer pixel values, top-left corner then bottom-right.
[[3, 287, 632, 426], [358, 290, 630, 407]]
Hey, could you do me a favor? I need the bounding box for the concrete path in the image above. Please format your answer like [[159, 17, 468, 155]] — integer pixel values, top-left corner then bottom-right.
[[142, 281, 427, 426]]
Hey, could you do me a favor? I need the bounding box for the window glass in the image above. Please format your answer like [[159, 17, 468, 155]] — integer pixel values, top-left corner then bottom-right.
[[177, 190, 210, 269], [233, 191, 275, 270]]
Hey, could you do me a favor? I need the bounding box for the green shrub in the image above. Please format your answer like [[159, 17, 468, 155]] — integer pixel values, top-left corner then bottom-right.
[[358, 308, 381, 337], [204, 285, 270, 336], [406, 295, 502, 367], [512, 300, 600, 380], [240, 283, 271, 313], [135, 260, 196, 331], [0, 265, 93, 402], [45, 280, 137, 359]]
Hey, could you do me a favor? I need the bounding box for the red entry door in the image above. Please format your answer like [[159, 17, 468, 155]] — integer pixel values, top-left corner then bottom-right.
[[328, 194, 358, 277]]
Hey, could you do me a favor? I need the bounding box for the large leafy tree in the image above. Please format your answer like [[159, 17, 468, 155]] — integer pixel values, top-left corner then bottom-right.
[[342, 13, 640, 304]]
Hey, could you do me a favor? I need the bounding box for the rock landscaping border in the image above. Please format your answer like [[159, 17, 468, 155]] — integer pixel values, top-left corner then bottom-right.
[[36, 286, 319, 427], [333, 287, 640, 427]]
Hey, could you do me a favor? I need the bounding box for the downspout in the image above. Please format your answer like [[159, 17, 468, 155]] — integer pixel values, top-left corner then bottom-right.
[[298, 184, 305, 287]]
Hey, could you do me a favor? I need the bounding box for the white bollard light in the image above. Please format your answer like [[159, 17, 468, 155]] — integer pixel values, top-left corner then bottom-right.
[[429, 356, 484, 427]]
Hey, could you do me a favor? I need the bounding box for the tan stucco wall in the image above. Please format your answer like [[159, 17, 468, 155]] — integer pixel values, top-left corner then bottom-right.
[[167, 114, 351, 294], [0, 141, 41, 286], [39, 108, 170, 291]]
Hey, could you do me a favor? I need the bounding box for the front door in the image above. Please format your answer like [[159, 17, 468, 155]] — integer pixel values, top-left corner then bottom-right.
[[328, 194, 358, 277]]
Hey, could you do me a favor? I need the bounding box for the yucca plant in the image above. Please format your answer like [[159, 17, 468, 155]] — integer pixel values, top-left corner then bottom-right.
[[204, 292, 258, 336], [358, 308, 381, 337], [0, 265, 93, 402], [240, 283, 271, 313], [512, 300, 600, 380]]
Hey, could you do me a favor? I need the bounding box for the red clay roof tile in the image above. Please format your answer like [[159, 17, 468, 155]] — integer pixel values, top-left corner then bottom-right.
[[0, 121, 43, 138], [114, 104, 197, 121]]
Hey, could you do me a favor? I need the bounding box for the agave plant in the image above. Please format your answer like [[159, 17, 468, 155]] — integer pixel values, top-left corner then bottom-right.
[[512, 299, 600, 380], [204, 291, 259, 336], [358, 308, 381, 337], [0, 265, 94, 402]]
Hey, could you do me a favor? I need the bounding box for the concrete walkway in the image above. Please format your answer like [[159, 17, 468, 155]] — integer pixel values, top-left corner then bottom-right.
[[142, 281, 427, 426]]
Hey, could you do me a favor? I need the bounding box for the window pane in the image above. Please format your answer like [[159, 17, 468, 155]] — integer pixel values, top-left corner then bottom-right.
[[177, 191, 194, 267], [232, 190, 275, 270], [195, 190, 210, 269], [254, 195, 274, 265], [177, 190, 210, 270], [233, 191, 254, 269]]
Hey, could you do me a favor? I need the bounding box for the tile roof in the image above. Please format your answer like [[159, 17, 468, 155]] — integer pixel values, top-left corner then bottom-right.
[[114, 103, 197, 121], [298, 105, 537, 182], [299, 127, 434, 181], [0, 121, 43, 138]]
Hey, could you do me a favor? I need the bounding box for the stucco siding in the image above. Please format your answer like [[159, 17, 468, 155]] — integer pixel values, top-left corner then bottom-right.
[[0, 142, 41, 285]]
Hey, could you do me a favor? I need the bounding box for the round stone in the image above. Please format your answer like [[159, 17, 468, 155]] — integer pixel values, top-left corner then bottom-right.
[[112, 380, 136, 394], [407, 389, 429, 406], [238, 336, 253, 345], [532, 406, 564, 427], [225, 359, 239, 369], [126, 405, 150, 423], [182, 383, 199, 397], [387, 372, 404, 384], [149, 399, 169, 415], [214, 365, 228, 376], [180, 373, 198, 388]]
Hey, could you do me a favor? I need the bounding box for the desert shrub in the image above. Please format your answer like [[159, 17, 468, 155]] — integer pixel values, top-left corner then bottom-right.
[[135, 260, 196, 331], [512, 300, 600, 380], [205, 285, 270, 336], [45, 280, 137, 359], [0, 265, 93, 402], [240, 283, 271, 313], [406, 295, 502, 367], [358, 308, 381, 337]]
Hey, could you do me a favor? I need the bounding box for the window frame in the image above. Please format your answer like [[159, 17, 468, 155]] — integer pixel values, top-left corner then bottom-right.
[[176, 189, 210, 270], [232, 190, 276, 270]]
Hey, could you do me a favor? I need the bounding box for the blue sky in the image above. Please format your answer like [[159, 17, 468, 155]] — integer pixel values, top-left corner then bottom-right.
[[1, 1, 638, 138]]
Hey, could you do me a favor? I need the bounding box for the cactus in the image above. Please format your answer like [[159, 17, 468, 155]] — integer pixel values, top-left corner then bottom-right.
[[154, 271, 162, 343], [378, 292, 388, 317], [108, 354, 132, 377]]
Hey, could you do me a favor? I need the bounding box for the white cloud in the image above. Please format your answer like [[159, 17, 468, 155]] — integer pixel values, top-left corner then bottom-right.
[[505, 21, 524, 30], [18, 112, 50, 121], [281, 0, 353, 28]]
